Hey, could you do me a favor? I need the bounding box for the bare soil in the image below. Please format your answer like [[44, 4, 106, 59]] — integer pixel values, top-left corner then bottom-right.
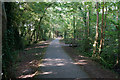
[[11, 40, 51, 79]]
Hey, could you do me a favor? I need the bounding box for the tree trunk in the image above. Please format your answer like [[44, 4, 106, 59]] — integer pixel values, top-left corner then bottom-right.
[[117, 1, 120, 66], [79, 5, 88, 51], [86, 7, 90, 51], [30, 29, 36, 42], [98, 1, 104, 58], [28, 26, 31, 44], [37, 16, 43, 41], [2, 2, 7, 37], [49, 30, 51, 38], [64, 30, 67, 40], [36, 30, 38, 41], [83, 7, 88, 51], [34, 29, 36, 42], [92, 2, 99, 57], [102, 5, 107, 49], [73, 15, 76, 42], [87, 10, 90, 37], [103, 6, 107, 39], [0, 3, 2, 78], [37, 3, 52, 41], [53, 27, 54, 38]]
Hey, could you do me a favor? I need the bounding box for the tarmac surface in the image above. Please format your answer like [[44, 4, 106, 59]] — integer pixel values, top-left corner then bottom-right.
[[35, 38, 89, 78]]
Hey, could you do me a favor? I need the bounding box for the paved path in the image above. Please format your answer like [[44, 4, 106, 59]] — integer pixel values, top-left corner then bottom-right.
[[36, 38, 89, 78]]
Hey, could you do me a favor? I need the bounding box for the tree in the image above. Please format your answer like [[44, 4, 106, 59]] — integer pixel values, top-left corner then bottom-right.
[[93, 2, 99, 57], [98, 1, 105, 57]]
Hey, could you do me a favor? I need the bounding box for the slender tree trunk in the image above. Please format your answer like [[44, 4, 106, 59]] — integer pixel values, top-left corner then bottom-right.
[[49, 30, 51, 38], [78, 5, 88, 51], [0, 3, 2, 75], [2, 3, 7, 37], [73, 15, 75, 42], [87, 8, 90, 38], [36, 30, 38, 41], [86, 8, 90, 51], [28, 26, 31, 44], [64, 30, 67, 40], [98, 1, 104, 58], [37, 16, 43, 41], [118, 25, 120, 65], [84, 8, 87, 51], [34, 29, 36, 42], [92, 2, 99, 57], [30, 29, 36, 42], [117, 1, 120, 66], [41, 29, 44, 40], [103, 6, 107, 39], [53, 27, 54, 38]]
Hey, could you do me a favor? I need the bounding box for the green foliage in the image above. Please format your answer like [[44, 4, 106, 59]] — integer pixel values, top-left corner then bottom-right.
[[59, 2, 120, 72]]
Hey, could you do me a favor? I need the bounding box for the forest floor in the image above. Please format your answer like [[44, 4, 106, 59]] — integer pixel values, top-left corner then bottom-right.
[[11, 39, 52, 78], [61, 40, 119, 78]]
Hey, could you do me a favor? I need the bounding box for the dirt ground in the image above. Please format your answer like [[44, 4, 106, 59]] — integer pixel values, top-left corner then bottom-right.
[[11, 40, 51, 78], [62, 45, 119, 78]]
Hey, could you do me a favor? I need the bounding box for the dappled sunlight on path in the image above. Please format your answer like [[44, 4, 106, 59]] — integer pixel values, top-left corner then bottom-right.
[[35, 38, 89, 78], [39, 58, 87, 67]]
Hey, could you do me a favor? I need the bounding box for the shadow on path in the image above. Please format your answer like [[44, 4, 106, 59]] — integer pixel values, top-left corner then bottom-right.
[[35, 38, 89, 78]]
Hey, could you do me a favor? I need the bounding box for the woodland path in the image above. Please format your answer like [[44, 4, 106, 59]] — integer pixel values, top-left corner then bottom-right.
[[35, 38, 89, 78]]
